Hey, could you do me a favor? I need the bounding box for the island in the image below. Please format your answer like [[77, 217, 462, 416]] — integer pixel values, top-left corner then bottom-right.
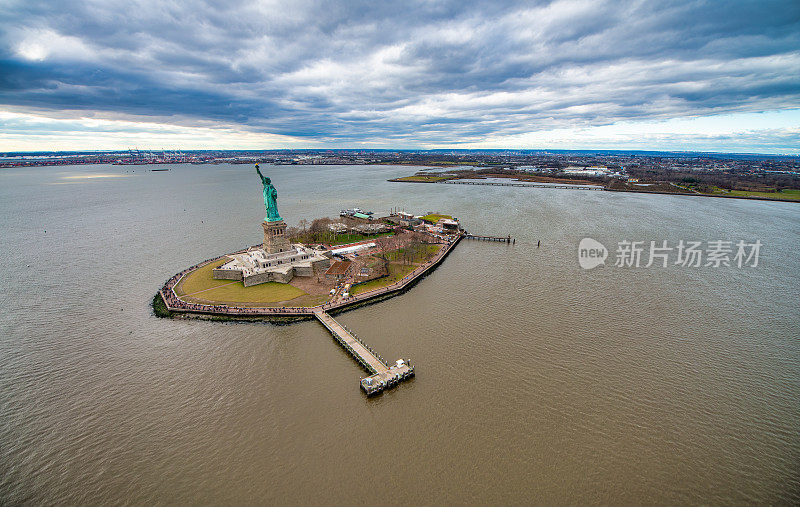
[[154, 165, 467, 395]]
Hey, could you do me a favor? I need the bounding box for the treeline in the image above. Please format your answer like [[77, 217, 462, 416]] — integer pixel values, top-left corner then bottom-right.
[[286, 217, 347, 244], [287, 217, 393, 245], [416, 164, 799, 192], [625, 167, 800, 192], [373, 231, 438, 267]]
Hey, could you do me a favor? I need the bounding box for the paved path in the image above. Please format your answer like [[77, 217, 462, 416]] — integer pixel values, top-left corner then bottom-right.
[[314, 309, 387, 374]]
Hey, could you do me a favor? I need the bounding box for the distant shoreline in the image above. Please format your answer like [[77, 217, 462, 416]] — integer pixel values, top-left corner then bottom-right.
[[388, 174, 800, 203]]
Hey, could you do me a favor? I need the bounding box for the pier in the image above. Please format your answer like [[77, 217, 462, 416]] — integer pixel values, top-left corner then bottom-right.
[[314, 309, 414, 395], [465, 234, 514, 243], [158, 233, 462, 396], [441, 180, 603, 190]]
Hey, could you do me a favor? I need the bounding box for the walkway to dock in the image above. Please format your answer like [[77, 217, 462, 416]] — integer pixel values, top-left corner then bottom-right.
[[158, 234, 461, 395], [314, 309, 414, 395], [441, 180, 603, 190]]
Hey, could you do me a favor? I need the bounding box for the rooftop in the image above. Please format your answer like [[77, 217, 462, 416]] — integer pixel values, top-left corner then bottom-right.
[[329, 242, 376, 256]]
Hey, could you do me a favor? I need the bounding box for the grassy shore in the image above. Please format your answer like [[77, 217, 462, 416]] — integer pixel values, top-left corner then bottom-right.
[[152, 292, 314, 322], [709, 187, 800, 201], [152, 292, 172, 318]]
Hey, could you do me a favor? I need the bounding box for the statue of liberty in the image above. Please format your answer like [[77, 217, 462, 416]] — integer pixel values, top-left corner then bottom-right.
[[256, 164, 282, 222]]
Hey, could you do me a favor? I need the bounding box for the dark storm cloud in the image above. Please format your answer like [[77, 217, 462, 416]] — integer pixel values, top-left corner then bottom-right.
[[1, 0, 798, 144]]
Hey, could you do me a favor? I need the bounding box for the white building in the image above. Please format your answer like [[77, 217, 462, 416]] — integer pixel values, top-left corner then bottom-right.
[[563, 166, 610, 177], [213, 244, 330, 285]]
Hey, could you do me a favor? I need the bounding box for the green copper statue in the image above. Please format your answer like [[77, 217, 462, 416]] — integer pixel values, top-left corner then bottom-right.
[[256, 164, 282, 222]]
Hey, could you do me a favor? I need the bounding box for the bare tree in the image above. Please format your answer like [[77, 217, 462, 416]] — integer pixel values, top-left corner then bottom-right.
[[402, 237, 425, 265], [309, 217, 331, 233], [285, 226, 301, 241], [373, 234, 402, 271]]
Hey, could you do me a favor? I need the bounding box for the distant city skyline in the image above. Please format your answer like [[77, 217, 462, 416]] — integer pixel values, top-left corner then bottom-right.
[[1, 0, 799, 154]]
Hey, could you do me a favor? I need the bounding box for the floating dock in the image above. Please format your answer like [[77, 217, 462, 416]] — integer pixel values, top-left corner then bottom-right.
[[313, 309, 414, 395]]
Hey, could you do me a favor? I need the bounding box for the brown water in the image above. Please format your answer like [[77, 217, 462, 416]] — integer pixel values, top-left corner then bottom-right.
[[1, 164, 798, 504]]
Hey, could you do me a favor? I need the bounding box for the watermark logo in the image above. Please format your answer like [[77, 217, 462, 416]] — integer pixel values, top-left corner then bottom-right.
[[578, 238, 762, 269], [578, 237, 608, 270]]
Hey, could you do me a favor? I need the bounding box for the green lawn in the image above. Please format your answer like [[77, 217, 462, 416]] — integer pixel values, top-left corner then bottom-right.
[[186, 281, 306, 304], [175, 258, 307, 304], [709, 187, 800, 201], [727, 189, 800, 201], [174, 258, 231, 295], [386, 243, 441, 263], [351, 263, 417, 295], [419, 213, 452, 223]]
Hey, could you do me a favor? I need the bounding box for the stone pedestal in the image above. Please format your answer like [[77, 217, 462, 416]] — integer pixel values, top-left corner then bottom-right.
[[262, 220, 291, 254]]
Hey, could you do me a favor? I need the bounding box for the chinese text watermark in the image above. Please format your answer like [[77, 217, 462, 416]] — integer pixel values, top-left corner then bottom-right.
[[579, 238, 762, 270]]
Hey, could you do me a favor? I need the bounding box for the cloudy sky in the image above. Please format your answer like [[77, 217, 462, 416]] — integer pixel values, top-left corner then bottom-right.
[[1, 0, 799, 153]]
